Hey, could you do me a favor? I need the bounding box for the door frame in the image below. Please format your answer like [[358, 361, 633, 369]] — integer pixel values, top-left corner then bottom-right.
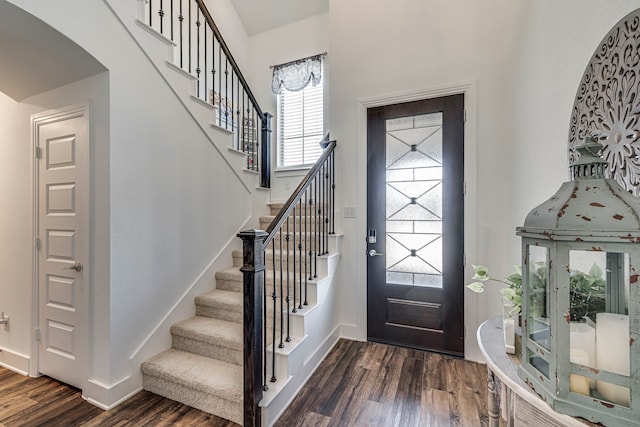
[[355, 81, 480, 360], [30, 104, 91, 381]]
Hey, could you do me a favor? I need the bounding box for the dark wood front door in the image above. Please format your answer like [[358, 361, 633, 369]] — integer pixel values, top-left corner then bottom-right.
[[366, 94, 465, 356]]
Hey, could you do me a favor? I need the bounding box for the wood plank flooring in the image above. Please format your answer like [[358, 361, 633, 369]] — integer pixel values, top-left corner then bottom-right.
[[275, 339, 490, 427], [0, 339, 490, 426]]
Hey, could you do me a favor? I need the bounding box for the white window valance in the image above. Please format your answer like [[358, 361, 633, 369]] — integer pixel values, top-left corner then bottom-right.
[[271, 54, 324, 94]]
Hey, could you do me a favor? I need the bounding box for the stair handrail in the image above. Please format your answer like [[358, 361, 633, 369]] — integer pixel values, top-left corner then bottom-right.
[[193, 0, 272, 188], [263, 134, 336, 248], [146, 0, 273, 187], [238, 134, 336, 427], [193, 0, 264, 120]]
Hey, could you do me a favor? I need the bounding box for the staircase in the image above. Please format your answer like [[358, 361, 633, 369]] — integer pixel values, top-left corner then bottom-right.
[[124, 2, 342, 425], [141, 203, 341, 425]]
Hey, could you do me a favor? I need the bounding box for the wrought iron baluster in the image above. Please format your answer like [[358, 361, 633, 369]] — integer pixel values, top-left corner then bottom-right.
[[224, 59, 229, 129], [308, 188, 314, 280], [170, 0, 174, 40], [292, 206, 297, 313], [304, 191, 309, 305], [262, 266, 268, 391], [278, 230, 284, 349], [159, 0, 164, 34], [149, 0, 153, 27], [331, 150, 335, 234], [218, 45, 222, 125], [178, 0, 183, 68], [234, 72, 239, 151], [211, 34, 216, 108], [231, 69, 236, 147], [298, 199, 304, 309], [314, 176, 319, 278], [203, 24, 207, 102], [320, 162, 325, 256], [270, 241, 276, 382], [251, 109, 260, 170], [285, 220, 291, 343], [195, 10, 201, 97], [324, 160, 329, 254], [241, 90, 246, 154]]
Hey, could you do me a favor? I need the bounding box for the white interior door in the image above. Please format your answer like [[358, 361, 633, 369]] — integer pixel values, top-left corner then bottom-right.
[[35, 106, 89, 389]]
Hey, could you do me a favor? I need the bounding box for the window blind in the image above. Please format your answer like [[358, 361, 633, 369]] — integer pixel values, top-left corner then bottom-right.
[[277, 82, 324, 168]]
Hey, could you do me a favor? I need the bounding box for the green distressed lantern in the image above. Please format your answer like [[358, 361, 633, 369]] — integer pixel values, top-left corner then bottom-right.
[[516, 137, 640, 425]]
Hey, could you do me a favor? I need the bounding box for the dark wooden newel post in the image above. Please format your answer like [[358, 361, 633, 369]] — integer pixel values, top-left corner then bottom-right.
[[238, 229, 267, 427], [260, 113, 273, 189]]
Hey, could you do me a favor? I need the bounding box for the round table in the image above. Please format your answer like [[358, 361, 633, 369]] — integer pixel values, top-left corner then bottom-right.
[[477, 317, 596, 426]]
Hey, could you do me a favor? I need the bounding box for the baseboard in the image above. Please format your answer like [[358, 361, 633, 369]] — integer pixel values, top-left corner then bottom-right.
[[83, 375, 141, 410], [339, 322, 366, 342], [0, 347, 30, 375]]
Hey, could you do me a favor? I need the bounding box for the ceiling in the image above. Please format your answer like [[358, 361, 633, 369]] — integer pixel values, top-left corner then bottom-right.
[[0, 1, 106, 101], [230, 0, 328, 36]]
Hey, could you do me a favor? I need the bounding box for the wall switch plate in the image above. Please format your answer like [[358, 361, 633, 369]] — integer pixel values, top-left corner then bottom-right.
[[344, 206, 356, 218]]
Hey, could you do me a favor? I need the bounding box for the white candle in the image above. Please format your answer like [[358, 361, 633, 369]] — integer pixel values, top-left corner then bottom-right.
[[596, 313, 630, 406], [570, 322, 596, 388], [569, 349, 591, 396]]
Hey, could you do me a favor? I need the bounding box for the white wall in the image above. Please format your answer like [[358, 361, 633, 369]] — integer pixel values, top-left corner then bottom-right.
[[5, 0, 255, 406], [324, 0, 640, 362], [249, 13, 330, 202], [329, 0, 522, 361], [205, 0, 250, 72], [0, 91, 32, 371], [510, 0, 640, 252], [0, 74, 110, 375]]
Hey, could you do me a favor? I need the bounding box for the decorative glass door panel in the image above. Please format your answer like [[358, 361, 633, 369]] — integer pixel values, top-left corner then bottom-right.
[[367, 95, 464, 356], [386, 113, 443, 288]]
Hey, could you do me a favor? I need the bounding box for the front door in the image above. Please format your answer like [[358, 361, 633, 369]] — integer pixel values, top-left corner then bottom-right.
[[35, 107, 89, 388], [367, 95, 464, 356]]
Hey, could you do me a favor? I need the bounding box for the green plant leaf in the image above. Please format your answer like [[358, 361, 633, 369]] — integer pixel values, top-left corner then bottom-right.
[[589, 262, 603, 280], [500, 287, 517, 300], [505, 273, 522, 287], [471, 265, 489, 281], [466, 282, 485, 293]]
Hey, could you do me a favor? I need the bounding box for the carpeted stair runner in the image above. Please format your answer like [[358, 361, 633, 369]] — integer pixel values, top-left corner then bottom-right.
[[141, 205, 312, 425]]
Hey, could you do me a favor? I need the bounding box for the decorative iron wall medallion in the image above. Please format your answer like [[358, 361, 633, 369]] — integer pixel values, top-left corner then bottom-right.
[[569, 9, 640, 196]]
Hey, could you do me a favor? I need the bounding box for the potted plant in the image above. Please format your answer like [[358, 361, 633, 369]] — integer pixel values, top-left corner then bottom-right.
[[467, 264, 523, 315], [467, 265, 523, 354]]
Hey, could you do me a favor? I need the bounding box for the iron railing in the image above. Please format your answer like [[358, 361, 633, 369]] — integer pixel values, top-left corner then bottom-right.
[[144, 0, 272, 187], [238, 137, 336, 426]]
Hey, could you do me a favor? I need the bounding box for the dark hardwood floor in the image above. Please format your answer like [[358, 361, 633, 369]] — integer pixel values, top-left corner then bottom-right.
[[0, 339, 490, 426], [275, 339, 490, 427]]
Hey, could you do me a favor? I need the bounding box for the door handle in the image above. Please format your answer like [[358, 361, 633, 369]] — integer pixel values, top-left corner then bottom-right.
[[63, 262, 83, 272], [368, 249, 384, 257]]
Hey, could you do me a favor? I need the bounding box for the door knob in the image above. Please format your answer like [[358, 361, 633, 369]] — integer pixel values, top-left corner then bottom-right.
[[63, 262, 83, 272], [368, 249, 384, 257]]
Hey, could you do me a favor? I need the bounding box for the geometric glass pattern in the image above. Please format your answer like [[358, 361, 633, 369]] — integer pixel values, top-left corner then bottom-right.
[[386, 113, 443, 287]]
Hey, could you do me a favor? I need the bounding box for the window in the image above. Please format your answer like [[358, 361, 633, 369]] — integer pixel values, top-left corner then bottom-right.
[[277, 78, 324, 169]]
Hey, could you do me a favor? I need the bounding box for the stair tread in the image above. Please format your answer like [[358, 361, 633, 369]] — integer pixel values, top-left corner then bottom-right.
[[142, 349, 242, 401], [196, 289, 242, 307], [172, 316, 242, 348]]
